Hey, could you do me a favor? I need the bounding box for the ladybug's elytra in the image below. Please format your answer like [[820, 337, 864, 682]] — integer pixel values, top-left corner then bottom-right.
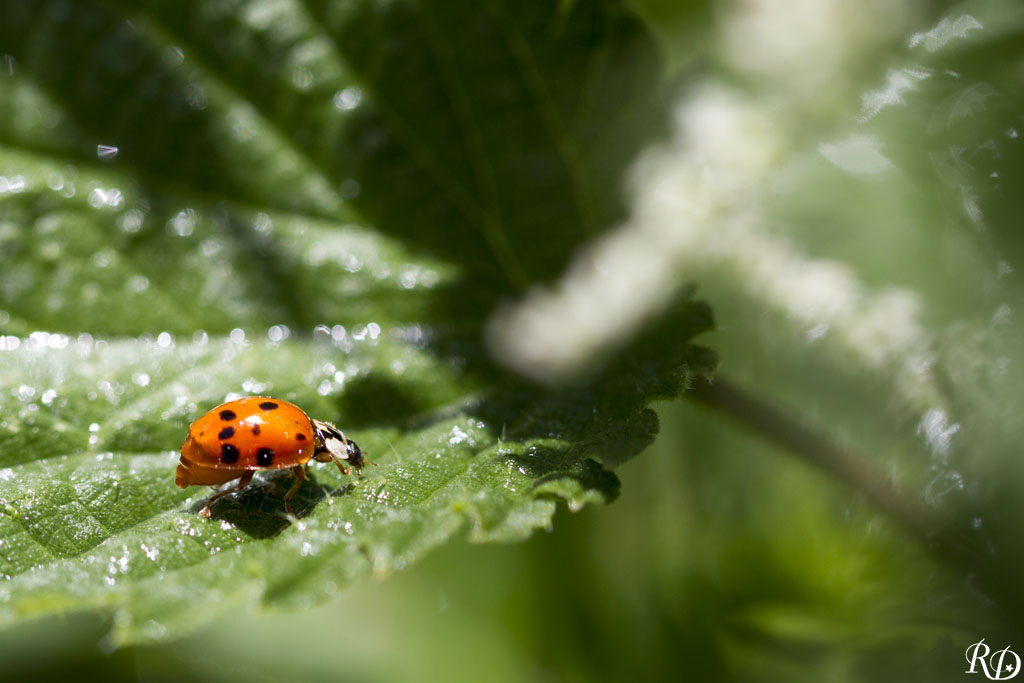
[[176, 396, 367, 517]]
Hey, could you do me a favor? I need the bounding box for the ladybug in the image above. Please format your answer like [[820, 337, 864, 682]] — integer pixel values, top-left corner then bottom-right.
[[176, 396, 367, 518]]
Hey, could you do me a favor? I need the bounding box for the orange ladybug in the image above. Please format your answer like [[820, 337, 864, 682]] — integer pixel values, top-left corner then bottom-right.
[[176, 396, 367, 518]]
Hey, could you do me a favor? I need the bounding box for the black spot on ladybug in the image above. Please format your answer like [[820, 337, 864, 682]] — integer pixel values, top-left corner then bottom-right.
[[251, 425, 261, 436], [296, 433, 307, 441], [219, 410, 236, 421], [256, 448, 274, 466], [259, 401, 278, 411], [218, 427, 235, 440], [221, 443, 240, 463]]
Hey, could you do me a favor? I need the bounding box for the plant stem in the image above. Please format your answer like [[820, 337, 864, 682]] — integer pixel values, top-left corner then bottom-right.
[[685, 375, 983, 571]]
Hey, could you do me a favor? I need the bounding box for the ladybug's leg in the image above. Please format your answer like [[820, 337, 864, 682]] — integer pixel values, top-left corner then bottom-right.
[[200, 470, 255, 518], [332, 458, 351, 477], [283, 465, 307, 515]]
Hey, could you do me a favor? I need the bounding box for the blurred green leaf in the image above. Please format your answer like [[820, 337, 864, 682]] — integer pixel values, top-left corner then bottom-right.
[[0, 0, 670, 336]]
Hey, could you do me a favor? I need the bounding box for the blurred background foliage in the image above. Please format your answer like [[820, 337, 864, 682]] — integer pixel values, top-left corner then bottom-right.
[[2, 0, 1024, 681]]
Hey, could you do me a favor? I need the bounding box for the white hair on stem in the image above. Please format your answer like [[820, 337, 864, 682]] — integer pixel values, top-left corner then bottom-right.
[[487, 0, 954, 422]]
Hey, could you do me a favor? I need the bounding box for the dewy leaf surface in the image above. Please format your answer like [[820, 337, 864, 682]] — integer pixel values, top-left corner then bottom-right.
[[0, 0, 715, 644], [0, 310, 714, 644]]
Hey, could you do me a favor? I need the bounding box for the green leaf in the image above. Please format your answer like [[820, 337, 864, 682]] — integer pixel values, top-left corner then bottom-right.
[[0, 0, 668, 335], [0, 0, 715, 646], [0, 305, 713, 645]]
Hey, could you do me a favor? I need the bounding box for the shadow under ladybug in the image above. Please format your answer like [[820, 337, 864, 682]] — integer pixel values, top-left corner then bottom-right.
[[189, 470, 359, 538]]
